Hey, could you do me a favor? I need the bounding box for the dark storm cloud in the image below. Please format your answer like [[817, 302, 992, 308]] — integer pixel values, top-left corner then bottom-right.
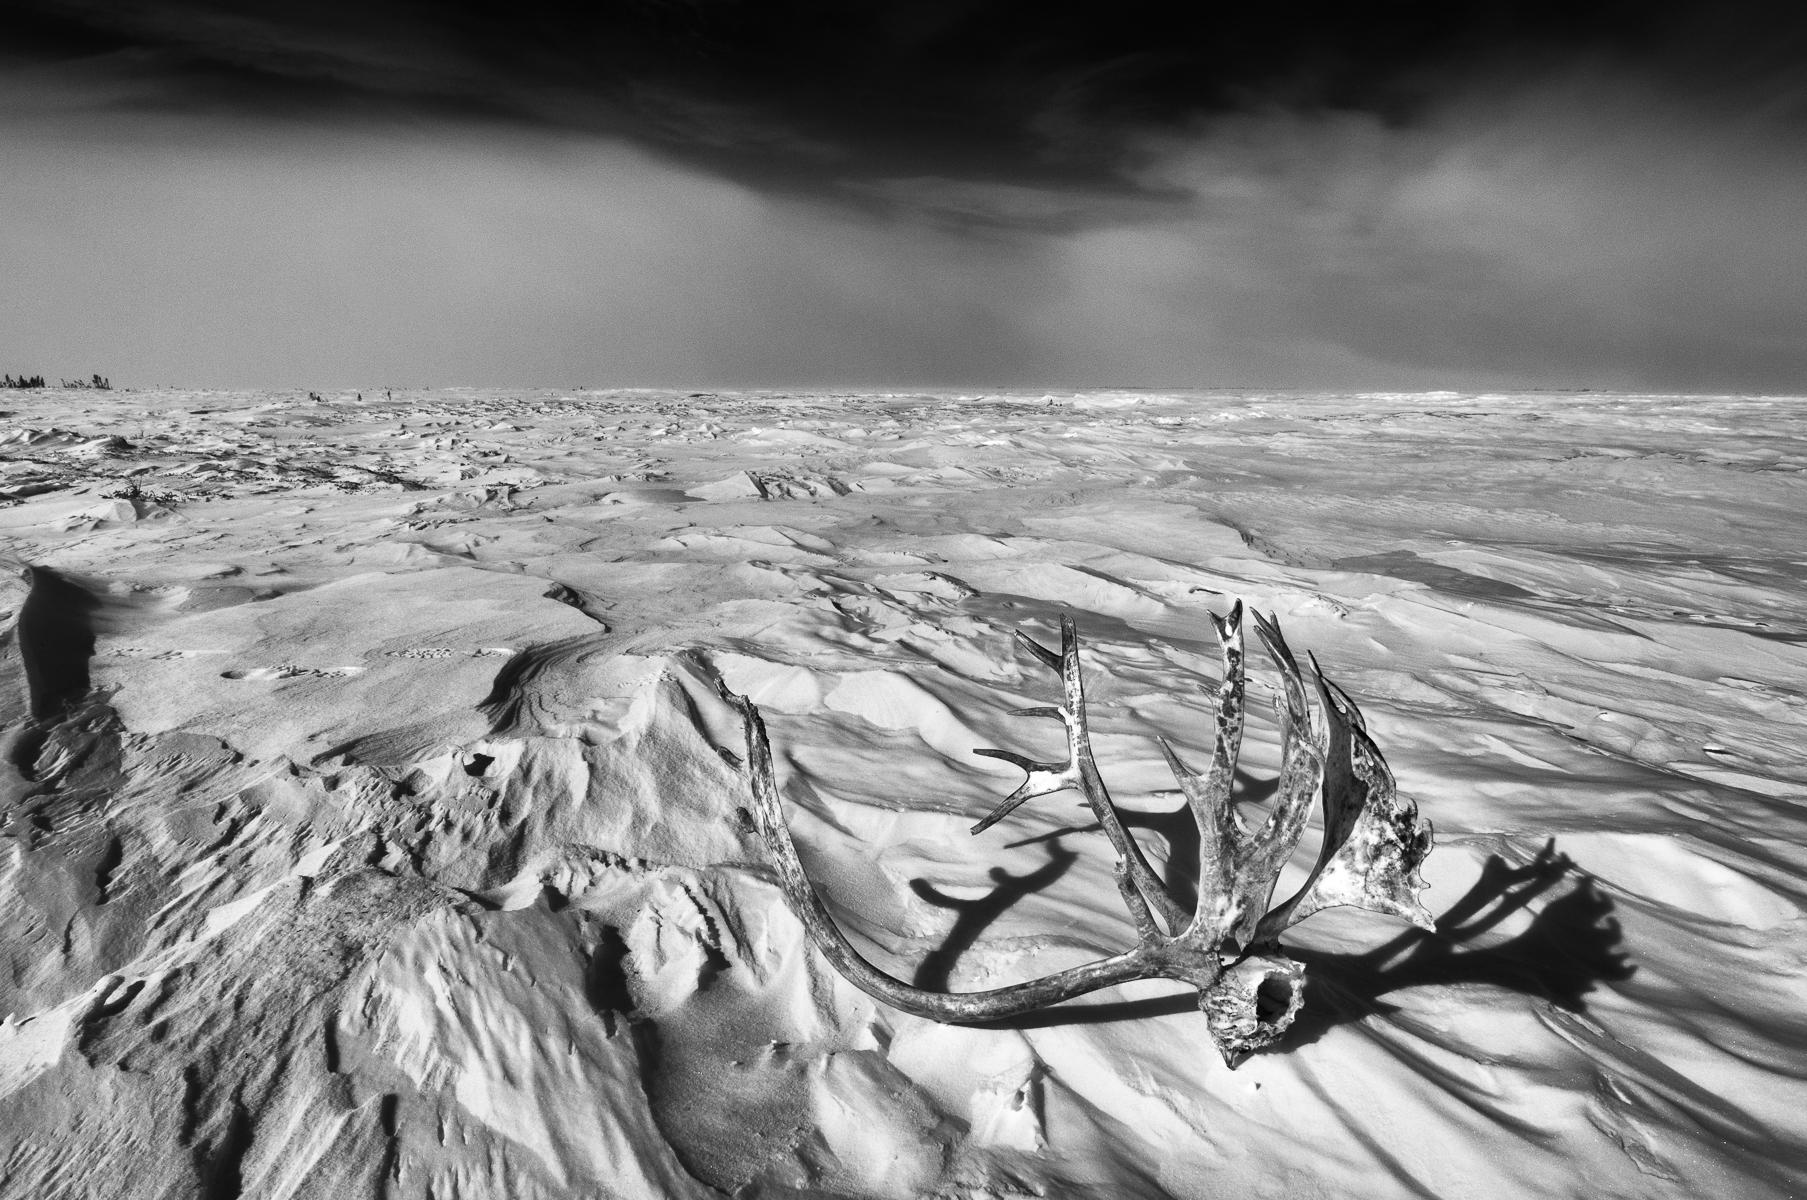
[[9, 1, 1805, 195], [4, 1, 1807, 391]]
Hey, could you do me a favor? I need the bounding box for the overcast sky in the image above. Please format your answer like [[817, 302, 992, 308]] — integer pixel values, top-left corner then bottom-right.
[[3, 2, 1805, 391]]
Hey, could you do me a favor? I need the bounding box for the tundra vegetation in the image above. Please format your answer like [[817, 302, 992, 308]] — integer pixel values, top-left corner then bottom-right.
[[0, 374, 110, 389]]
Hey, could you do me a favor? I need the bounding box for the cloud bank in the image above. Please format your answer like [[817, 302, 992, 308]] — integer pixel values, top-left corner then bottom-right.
[[3, 3, 1804, 389]]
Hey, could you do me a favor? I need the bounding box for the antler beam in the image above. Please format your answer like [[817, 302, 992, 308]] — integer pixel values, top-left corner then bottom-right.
[[725, 603, 1434, 1066]]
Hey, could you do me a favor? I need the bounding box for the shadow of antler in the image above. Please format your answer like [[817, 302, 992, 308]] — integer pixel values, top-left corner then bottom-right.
[[1281, 840, 1636, 1048], [974, 842, 1633, 1038], [909, 841, 1080, 991]]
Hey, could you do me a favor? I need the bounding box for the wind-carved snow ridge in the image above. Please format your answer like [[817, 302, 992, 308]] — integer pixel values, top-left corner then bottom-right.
[[2, 387, 1806, 1199]]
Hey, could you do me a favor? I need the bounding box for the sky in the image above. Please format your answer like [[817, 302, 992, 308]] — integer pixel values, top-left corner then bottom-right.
[[2, 1, 1805, 392]]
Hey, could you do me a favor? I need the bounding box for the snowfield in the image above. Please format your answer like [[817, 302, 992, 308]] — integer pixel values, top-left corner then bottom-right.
[[1, 386, 1803, 1199]]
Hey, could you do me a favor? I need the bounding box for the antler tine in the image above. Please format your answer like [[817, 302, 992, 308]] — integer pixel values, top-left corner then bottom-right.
[[1249, 609, 1311, 744], [1255, 652, 1356, 937], [968, 749, 1076, 834], [1307, 652, 1363, 853], [971, 615, 1186, 934], [1315, 666, 1369, 734], [1162, 601, 1254, 942], [1227, 610, 1326, 946], [1160, 602, 1247, 813], [1013, 628, 1064, 671], [966, 623, 1081, 833], [1053, 615, 1190, 935]]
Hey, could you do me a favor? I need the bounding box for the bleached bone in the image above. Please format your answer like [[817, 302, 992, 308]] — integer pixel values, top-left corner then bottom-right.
[[725, 603, 1434, 1066]]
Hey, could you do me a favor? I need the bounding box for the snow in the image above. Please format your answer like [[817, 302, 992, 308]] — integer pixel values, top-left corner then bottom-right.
[[1, 385, 1804, 1198]]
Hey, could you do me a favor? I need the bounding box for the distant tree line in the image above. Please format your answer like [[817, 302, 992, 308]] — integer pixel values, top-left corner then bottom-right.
[[1, 373, 111, 389]]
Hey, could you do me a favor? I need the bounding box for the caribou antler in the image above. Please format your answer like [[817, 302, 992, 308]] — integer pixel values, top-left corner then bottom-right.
[[724, 603, 1434, 1066]]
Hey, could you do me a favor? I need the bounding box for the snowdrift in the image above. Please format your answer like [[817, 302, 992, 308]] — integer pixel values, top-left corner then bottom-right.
[[1, 386, 1804, 1198]]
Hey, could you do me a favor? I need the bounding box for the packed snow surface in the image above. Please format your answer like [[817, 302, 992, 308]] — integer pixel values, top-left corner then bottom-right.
[[1, 386, 1804, 1198]]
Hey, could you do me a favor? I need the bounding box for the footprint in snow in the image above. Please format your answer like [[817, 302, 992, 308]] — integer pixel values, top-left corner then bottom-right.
[[219, 664, 365, 681], [104, 646, 198, 661], [383, 645, 516, 659]]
